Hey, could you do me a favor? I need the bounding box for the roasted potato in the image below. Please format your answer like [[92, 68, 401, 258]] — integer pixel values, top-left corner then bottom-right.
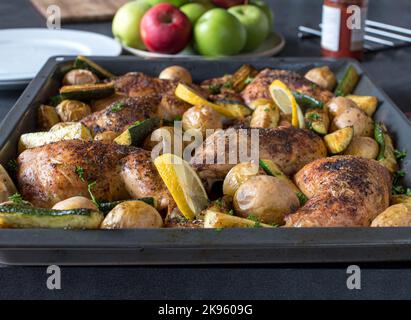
[[326, 97, 358, 118], [344, 136, 379, 159], [52, 196, 98, 211], [346, 95, 378, 117], [305, 66, 337, 91], [37, 105, 60, 130], [93, 131, 119, 143], [62, 69, 98, 86], [250, 100, 280, 128], [331, 107, 374, 137], [159, 65, 192, 84], [182, 105, 222, 137], [157, 94, 191, 122], [371, 204, 411, 227], [101, 201, 163, 229], [56, 100, 91, 122], [223, 161, 262, 197], [203, 210, 273, 228], [234, 175, 300, 225], [391, 195, 411, 206], [0, 165, 17, 203]]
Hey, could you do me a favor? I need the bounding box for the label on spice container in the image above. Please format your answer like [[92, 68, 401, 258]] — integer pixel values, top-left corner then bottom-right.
[[321, 5, 341, 52]]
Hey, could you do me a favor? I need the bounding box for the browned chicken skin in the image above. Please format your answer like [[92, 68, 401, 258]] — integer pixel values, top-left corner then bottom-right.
[[190, 126, 327, 183], [17, 140, 172, 210], [241, 69, 334, 106], [286, 156, 391, 227]]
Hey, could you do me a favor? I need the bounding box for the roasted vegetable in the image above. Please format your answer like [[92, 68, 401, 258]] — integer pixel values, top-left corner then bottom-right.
[[331, 107, 374, 137], [182, 105, 222, 137], [324, 127, 354, 154], [159, 65, 192, 84], [60, 83, 115, 101], [73, 56, 114, 79], [0, 165, 17, 203], [233, 175, 300, 225], [56, 100, 91, 122], [326, 96, 358, 118], [223, 161, 261, 197], [371, 203, 411, 227], [52, 196, 99, 211], [374, 123, 398, 173], [344, 136, 379, 159], [231, 64, 258, 92], [18, 122, 92, 153], [99, 198, 157, 214], [203, 210, 273, 228], [305, 108, 330, 135], [37, 105, 60, 131], [346, 95, 378, 117], [391, 195, 411, 206], [0, 204, 103, 229], [214, 100, 252, 119], [63, 69, 98, 86], [293, 92, 324, 109], [250, 100, 280, 128], [335, 65, 360, 96], [304, 66, 337, 91], [100, 201, 163, 229], [93, 131, 119, 143], [114, 117, 160, 146]]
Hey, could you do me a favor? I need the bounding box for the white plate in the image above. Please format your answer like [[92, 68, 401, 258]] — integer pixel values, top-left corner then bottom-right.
[[122, 32, 285, 59], [0, 28, 122, 83]]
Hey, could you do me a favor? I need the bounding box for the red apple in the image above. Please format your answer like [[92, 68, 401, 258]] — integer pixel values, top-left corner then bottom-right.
[[212, 0, 244, 9], [140, 3, 192, 54]]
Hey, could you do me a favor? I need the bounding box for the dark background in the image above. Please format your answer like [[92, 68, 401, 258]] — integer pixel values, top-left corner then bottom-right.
[[0, 0, 411, 299]]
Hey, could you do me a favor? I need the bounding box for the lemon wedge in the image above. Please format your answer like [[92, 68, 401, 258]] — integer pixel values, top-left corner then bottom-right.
[[154, 153, 209, 220], [269, 80, 305, 128]]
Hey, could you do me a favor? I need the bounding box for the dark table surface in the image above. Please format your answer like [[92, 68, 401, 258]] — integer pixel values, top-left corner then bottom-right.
[[1, 0, 411, 299]]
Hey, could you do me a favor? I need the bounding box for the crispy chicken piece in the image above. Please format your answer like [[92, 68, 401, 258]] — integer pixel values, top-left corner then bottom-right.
[[241, 69, 334, 106], [285, 156, 391, 227], [190, 127, 327, 184], [81, 96, 161, 134], [17, 140, 172, 210]]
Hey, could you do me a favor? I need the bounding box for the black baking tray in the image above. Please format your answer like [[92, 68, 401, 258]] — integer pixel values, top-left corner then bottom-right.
[[0, 56, 410, 265]]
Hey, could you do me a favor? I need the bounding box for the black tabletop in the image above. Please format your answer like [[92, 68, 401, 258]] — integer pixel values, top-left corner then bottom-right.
[[1, 0, 411, 299]]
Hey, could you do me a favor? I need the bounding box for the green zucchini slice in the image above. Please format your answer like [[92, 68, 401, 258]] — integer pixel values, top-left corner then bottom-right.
[[73, 56, 115, 79], [114, 117, 161, 147]]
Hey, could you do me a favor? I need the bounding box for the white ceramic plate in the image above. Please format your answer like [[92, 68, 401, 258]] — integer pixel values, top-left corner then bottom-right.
[[0, 28, 121, 86], [122, 32, 285, 59]]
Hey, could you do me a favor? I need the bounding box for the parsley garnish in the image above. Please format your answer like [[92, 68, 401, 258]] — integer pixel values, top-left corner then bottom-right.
[[393, 171, 405, 185], [296, 192, 307, 206], [310, 83, 318, 90], [394, 149, 407, 160], [8, 193, 23, 204], [391, 171, 410, 195], [209, 84, 221, 94], [228, 209, 234, 216], [215, 227, 224, 232], [109, 101, 125, 113], [87, 181, 99, 207], [264, 108, 270, 112], [174, 115, 182, 121], [244, 76, 254, 85], [247, 214, 262, 228], [307, 113, 320, 121], [75, 166, 85, 182], [223, 81, 233, 89]]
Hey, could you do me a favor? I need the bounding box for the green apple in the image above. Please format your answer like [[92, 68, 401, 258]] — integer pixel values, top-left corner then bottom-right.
[[180, 3, 208, 24], [191, 0, 215, 10], [250, 0, 274, 27], [112, 0, 151, 49], [228, 5, 269, 52], [147, 0, 188, 6], [194, 8, 246, 56]]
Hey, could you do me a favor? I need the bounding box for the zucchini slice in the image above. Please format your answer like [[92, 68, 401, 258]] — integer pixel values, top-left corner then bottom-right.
[[18, 122, 92, 153], [305, 108, 330, 135], [293, 92, 324, 109], [231, 64, 258, 92], [99, 197, 157, 214], [37, 105, 60, 131], [73, 56, 115, 79], [335, 65, 360, 97], [374, 123, 398, 173], [203, 210, 273, 228], [114, 117, 161, 146], [60, 83, 115, 101], [324, 127, 354, 154], [0, 165, 17, 203], [0, 204, 103, 229], [214, 100, 252, 119]]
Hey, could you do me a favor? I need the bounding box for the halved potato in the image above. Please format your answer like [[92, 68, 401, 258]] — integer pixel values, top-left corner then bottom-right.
[[324, 127, 354, 154], [344, 136, 379, 159], [371, 204, 411, 227], [331, 107, 374, 137]]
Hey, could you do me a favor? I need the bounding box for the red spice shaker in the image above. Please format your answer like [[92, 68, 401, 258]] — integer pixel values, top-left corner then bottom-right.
[[321, 0, 369, 59]]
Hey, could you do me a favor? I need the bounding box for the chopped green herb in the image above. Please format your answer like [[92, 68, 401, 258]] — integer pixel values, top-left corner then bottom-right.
[[109, 101, 125, 113], [307, 113, 321, 121], [264, 108, 270, 112], [392, 185, 406, 195], [209, 84, 221, 94], [394, 149, 407, 161], [215, 227, 224, 232], [8, 193, 23, 204], [310, 83, 318, 90], [223, 81, 233, 89], [228, 209, 234, 216], [244, 76, 254, 85], [271, 223, 279, 228], [87, 181, 99, 207], [174, 115, 182, 121], [247, 214, 262, 228], [296, 192, 308, 206], [75, 166, 85, 182], [393, 171, 405, 185], [213, 198, 223, 207]]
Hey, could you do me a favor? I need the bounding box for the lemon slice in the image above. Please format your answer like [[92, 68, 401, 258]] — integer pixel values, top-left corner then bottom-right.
[[269, 80, 305, 128], [154, 153, 209, 220]]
